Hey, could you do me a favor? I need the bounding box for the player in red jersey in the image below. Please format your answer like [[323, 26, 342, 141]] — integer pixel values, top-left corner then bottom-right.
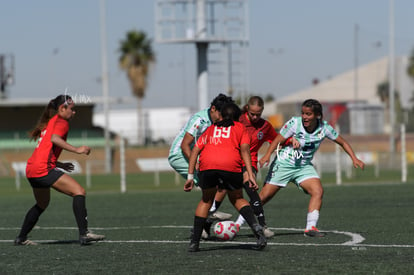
[[185, 102, 266, 252], [235, 96, 278, 237], [15, 94, 105, 246]]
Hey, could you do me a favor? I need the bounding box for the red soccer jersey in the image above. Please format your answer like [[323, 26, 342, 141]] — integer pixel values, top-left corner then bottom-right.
[[196, 121, 250, 173], [26, 115, 69, 178], [239, 112, 277, 170]]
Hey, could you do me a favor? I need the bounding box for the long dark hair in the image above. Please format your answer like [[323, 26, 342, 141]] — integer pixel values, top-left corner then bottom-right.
[[29, 94, 72, 140], [215, 103, 241, 127]]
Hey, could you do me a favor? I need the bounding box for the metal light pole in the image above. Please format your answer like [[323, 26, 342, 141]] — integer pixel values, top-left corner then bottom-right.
[[389, 0, 395, 154], [354, 24, 359, 101], [100, 0, 111, 173]]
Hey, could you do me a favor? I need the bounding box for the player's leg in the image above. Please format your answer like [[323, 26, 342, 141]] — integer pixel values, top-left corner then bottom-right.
[[15, 188, 50, 245], [170, 156, 232, 221], [52, 174, 105, 244], [189, 187, 216, 252], [227, 189, 266, 250], [299, 177, 325, 237], [207, 189, 232, 220]]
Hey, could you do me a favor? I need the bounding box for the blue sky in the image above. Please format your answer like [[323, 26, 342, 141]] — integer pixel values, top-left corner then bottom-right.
[[0, 0, 413, 109]]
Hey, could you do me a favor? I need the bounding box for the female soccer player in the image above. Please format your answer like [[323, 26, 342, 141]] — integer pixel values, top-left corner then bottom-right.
[[15, 94, 105, 245], [233, 96, 279, 237], [259, 99, 365, 236], [185, 102, 266, 252]]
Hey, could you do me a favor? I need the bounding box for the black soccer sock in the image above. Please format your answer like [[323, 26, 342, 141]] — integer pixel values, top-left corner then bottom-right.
[[239, 205, 259, 229], [203, 219, 213, 236], [243, 182, 266, 226], [73, 195, 88, 235], [192, 216, 206, 244], [18, 204, 44, 239], [212, 200, 222, 212]]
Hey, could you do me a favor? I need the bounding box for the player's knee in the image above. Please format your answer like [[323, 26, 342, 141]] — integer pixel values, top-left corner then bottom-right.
[[73, 186, 86, 197]]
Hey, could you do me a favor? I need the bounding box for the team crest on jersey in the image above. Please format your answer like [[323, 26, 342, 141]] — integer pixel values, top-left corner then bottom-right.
[[257, 131, 264, 140]]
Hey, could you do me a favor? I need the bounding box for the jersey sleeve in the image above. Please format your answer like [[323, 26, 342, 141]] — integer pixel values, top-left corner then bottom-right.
[[52, 118, 69, 137], [240, 124, 250, 145], [186, 116, 206, 139], [324, 121, 339, 140], [279, 117, 297, 139], [264, 121, 277, 142]]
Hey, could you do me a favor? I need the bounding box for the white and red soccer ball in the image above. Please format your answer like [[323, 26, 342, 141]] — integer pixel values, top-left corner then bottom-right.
[[214, 221, 238, 241]]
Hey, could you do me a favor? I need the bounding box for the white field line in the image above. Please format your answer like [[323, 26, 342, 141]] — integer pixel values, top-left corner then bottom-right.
[[1, 225, 412, 248]]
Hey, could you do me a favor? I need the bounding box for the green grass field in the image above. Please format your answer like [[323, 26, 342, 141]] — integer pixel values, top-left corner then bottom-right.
[[1, 172, 413, 274]]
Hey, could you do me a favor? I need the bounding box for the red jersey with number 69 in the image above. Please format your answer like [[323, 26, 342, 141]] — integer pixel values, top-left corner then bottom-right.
[[239, 112, 277, 170], [196, 121, 250, 172], [26, 115, 69, 178]]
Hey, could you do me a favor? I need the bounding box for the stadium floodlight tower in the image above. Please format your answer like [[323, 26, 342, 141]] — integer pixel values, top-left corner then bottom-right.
[[155, 0, 249, 110]]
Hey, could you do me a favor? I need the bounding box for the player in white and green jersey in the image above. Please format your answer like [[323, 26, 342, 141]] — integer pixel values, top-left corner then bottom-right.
[[168, 107, 214, 178], [168, 93, 235, 226], [259, 99, 365, 237], [275, 116, 338, 167]]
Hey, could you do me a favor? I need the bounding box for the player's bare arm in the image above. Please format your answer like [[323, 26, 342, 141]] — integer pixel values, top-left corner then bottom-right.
[[241, 143, 258, 190], [180, 132, 195, 160], [334, 135, 365, 170], [259, 134, 287, 167], [184, 146, 200, 192], [51, 134, 91, 155]]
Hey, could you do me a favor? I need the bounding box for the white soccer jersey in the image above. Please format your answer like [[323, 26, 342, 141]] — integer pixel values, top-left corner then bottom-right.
[[276, 116, 339, 166], [168, 108, 212, 159]]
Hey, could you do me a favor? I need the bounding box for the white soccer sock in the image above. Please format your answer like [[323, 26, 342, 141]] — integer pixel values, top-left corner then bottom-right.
[[209, 201, 217, 213], [306, 210, 320, 230], [235, 214, 246, 226]]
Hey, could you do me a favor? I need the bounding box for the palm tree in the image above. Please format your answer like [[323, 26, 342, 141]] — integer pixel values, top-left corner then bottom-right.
[[119, 30, 155, 145]]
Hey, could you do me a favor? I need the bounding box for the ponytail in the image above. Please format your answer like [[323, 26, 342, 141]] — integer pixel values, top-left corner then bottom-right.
[[29, 94, 72, 140]]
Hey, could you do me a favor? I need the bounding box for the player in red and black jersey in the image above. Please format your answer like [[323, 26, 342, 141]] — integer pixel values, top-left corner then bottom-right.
[[184, 102, 266, 252], [235, 96, 279, 237], [15, 94, 104, 246]]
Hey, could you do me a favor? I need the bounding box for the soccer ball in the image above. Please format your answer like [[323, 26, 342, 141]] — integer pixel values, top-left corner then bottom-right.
[[214, 221, 237, 241]]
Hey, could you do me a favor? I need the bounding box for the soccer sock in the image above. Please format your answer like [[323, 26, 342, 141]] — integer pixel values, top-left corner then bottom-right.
[[235, 214, 246, 226], [73, 195, 88, 235], [209, 200, 222, 213], [238, 205, 258, 229], [18, 204, 44, 239], [306, 210, 320, 230], [192, 216, 206, 244], [243, 182, 266, 226], [203, 219, 213, 236]]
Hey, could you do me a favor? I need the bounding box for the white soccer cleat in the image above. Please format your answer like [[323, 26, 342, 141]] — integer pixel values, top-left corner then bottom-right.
[[14, 237, 38, 246], [79, 231, 105, 245], [208, 211, 232, 221], [263, 226, 275, 238]]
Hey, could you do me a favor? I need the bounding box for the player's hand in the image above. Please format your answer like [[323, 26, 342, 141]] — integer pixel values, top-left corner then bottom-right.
[[354, 159, 365, 170], [248, 177, 258, 190], [60, 162, 74, 172], [184, 180, 194, 192], [291, 137, 301, 149], [76, 146, 91, 155], [259, 155, 270, 167]]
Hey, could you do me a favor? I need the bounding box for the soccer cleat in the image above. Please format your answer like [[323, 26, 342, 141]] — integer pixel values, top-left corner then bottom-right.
[[201, 229, 210, 240], [263, 226, 275, 238], [252, 224, 267, 250], [79, 231, 105, 245], [14, 237, 38, 246], [304, 226, 326, 237], [208, 210, 232, 221], [188, 242, 200, 252]]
